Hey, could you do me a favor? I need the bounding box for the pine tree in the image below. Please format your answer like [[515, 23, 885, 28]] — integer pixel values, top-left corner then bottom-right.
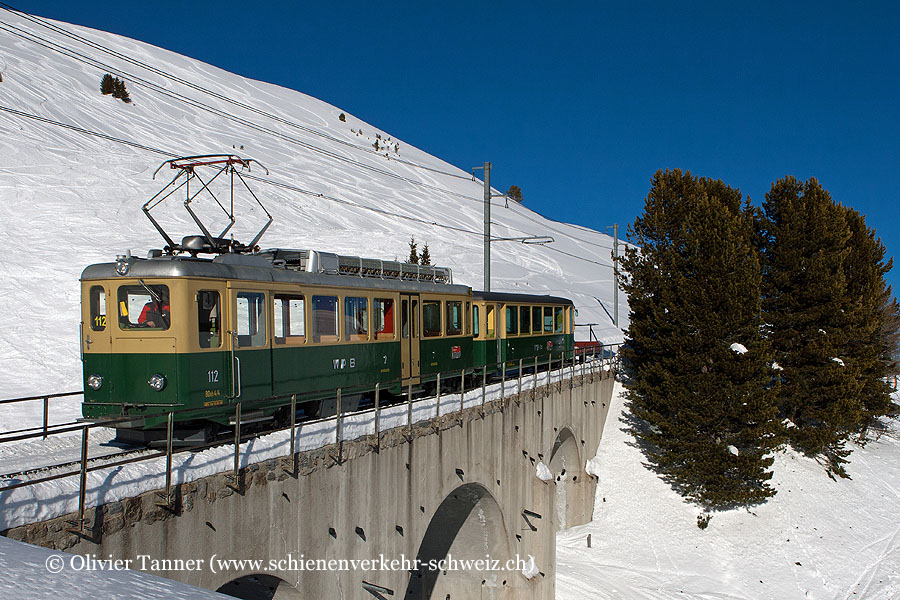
[[760, 177, 861, 475], [100, 73, 115, 95], [407, 237, 418, 264], [620, 169, 782, 508], [842, 208, 896, 431], [506, 185, 523, 203], [420, 243, 432, 265]]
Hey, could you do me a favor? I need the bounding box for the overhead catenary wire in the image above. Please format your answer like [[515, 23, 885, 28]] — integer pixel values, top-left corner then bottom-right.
[[0, 102, 616, 269], [0, 3, 476, 182], [0, 9, 617, 270]]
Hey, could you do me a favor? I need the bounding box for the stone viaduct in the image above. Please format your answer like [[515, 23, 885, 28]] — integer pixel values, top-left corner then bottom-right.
[[6, 367, 616, 599]]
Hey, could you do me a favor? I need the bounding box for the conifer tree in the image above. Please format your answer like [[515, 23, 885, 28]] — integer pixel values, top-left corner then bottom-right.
[[100, 73, 115, 95], [620, 169, 782, 507], [841, 208, 896, 431], [759, 177, 861, 475], [407, 237, 418, 264], [420, 243, 432, 266]]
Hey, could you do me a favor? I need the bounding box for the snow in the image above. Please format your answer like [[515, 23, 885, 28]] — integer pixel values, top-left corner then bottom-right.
[[536, 461, 553, 481], [729, 342, 748, 354], [521, 555, 540, 580], [0, 536, 231, 599], [833, 357, 846, 367], [0, 10, 625, 432], [556, 383, 900, 600], [1, 12, 899, 600]]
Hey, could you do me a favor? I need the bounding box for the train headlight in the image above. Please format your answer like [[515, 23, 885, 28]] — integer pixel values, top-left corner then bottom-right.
[[148, 374, 167, 392], [87, 374, 103, 391]]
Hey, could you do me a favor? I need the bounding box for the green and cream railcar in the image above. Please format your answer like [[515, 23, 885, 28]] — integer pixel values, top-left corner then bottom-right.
[[471, 291, 574, 374], [80, 249, 473, 442]]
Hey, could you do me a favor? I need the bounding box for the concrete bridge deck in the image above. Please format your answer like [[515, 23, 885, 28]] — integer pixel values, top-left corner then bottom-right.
[[5, 367, 616, 600]]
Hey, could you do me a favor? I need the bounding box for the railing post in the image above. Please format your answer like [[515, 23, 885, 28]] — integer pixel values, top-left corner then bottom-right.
[[289, 394, 297, 472], [481, 365, 487, 408], [460, 369, 466, 415], [533, 355, 538, 398], [42, 396, 49, 440], [336, 388, 342, 447], [518, 358, 523, 399], [158, 411, 174, 507], [501, 361, 506, 399], [407, 380, 413, 436], [435, 373, 442, 421], [374, 383, 381, 447], [76, 425, 89, 532], [232, 402, 241, 483]]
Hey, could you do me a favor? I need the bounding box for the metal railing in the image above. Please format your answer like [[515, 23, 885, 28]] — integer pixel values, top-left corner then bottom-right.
[[0, 344, 619, 532]]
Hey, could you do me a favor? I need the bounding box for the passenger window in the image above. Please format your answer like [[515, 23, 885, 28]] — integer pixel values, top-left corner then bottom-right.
[[446, 301, 462, 336], [344, 297, 369, 341], [519, 306, 530, 335], [505, 305, 518, 336], [473, 305, 480, 337], [312, 295, 339, 342], [486, 305, 495, 338], [544, 307, 553, 333], [236, 292, 266, 347], [90, 286, 107, 331], [555, 307, 564, 333], [374, 298, 395, 339], [532, 306, 542, 334], [274, 295, 305, 344], [423, 300, 442, 337], [118, 284, 170, 330], [198, 291, 221, 348]]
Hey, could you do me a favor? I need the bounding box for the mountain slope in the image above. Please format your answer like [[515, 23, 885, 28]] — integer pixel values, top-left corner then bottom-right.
[[0, 12, 624, 414]]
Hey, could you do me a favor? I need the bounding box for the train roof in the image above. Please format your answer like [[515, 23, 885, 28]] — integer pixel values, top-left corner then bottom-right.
[[81, 251, 472, 296], [472, 290, 573, 306]]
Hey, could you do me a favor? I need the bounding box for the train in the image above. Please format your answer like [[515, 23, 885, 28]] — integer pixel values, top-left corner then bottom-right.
[[78, 156, 575, 444]]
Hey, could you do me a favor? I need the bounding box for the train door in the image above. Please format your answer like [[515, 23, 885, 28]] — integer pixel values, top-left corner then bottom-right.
[[226, 286, 273, 402], [82, 284, 112, 403], [400, 293, 421, 386]]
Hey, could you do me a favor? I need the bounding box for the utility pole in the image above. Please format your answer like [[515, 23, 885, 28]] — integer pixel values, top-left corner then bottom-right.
[[483, 162, 491, 292], [608, 223, 619, 328]]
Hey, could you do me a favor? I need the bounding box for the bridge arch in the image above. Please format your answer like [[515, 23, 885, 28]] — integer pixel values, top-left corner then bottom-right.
[[217, 573, 303, 600], [405, 482, 523, 599], [548, 426, 581, 530]]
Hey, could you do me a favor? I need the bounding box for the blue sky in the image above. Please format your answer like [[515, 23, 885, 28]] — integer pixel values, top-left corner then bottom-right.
[[11, 0, 900, 295]]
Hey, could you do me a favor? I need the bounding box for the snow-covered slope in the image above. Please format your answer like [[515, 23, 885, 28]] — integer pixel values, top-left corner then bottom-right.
[[557, 384, 900, 600], [0, 12, 624, 418]]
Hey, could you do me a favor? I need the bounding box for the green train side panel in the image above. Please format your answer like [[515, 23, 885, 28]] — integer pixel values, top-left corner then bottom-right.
[[419, 337, 473, 378], [272, 342, 401, 398], [472, 339, 499, 370]]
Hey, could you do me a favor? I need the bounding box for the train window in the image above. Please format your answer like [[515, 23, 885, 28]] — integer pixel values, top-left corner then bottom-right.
[[274, 295, 305, 344], [446, 301, 462, 336], [486, 305, 495, 338], [411, 299, 418, 338], [555, 307, 564, 333], [465, 302, 471, 335], [236, 292, 266, 347], [505, 305, 518, 336], [519, 306, 530, 335], [401, 299, 409, 339], [118, 284, 170, 330], [473, 305, 480, 337], [375, 298, 394, 339], [532, 306, 542, 334], [89, 286, 107, 331], [344, 297, 369, 341], [544, 307, 553, 333], [423, 301, 442, 337], [312, 295, 339, 342], [197, 291, 221, 348]]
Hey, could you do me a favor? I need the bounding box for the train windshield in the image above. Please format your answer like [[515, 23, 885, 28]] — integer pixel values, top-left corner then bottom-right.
[[118, 284, 170, 330]]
